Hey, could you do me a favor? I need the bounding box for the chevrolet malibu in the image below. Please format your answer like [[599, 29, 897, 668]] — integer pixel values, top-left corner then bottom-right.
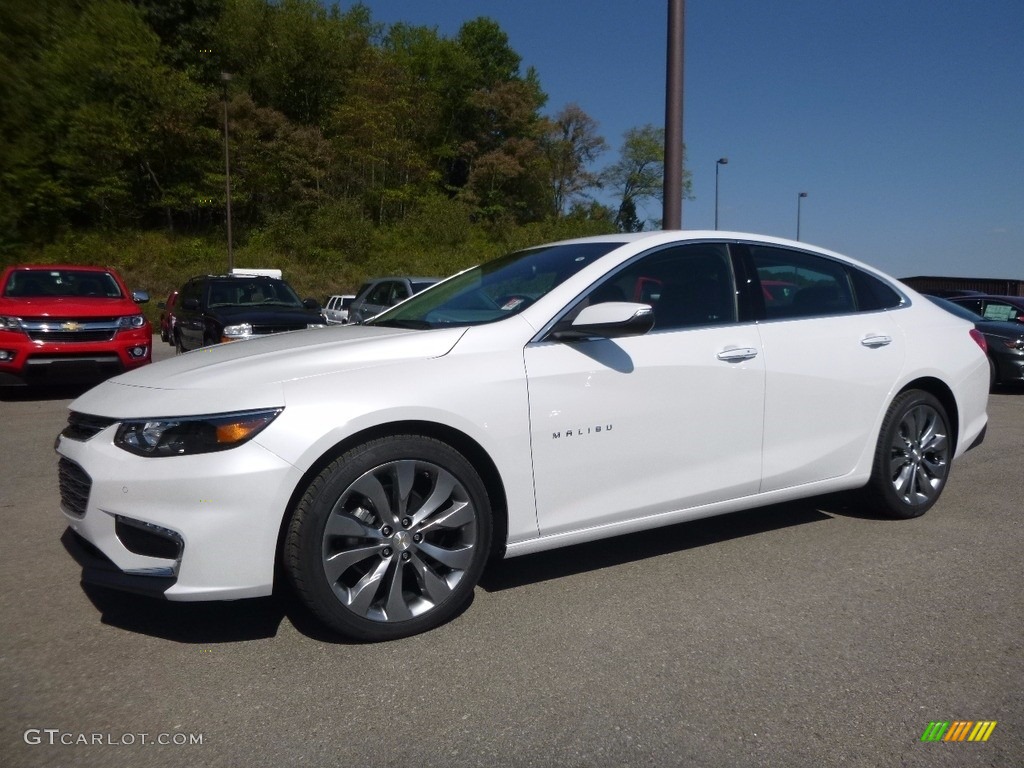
[[55, 232, 989, 641]]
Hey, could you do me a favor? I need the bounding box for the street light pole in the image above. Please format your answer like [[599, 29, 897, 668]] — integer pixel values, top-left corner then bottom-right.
[[221, 72, 234, 273], [796, 191, 808, 241], [714, 157, 728, 230]]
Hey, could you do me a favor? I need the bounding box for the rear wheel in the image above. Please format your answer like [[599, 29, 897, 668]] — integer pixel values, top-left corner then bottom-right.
[[864, 389, 951, 519], [285, 435, 492, 641]]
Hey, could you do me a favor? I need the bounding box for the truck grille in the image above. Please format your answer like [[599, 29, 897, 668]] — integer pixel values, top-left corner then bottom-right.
[[22, 318, 120, 343], [58, 458, 92, 517]]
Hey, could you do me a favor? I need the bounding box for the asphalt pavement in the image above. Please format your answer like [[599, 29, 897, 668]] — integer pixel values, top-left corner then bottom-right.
[[1, 335, 1021, 767]]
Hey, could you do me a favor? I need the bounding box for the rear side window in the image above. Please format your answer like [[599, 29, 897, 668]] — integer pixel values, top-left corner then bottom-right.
[[848, 269, 903, 311], [750, 246, 855, 319]]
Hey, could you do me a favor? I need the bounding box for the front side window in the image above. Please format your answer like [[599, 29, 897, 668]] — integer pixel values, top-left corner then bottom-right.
[[574, 243, 737, 332]]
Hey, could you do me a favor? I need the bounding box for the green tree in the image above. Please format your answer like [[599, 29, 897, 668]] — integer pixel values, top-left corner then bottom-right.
[[543, 103, 607, 218], [603, 125, 691, 232]]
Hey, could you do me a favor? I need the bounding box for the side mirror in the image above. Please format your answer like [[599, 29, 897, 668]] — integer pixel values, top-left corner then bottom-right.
[[132, 290, 150, 304], [549, 302, 655, 341], [182, 298, 200, 311], [303, 297, 321, 311]]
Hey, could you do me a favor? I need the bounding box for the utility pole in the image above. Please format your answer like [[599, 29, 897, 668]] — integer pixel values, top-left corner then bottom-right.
[[663, 0, 685, 229]]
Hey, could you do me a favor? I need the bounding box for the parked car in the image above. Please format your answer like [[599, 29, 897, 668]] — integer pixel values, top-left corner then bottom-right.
[[323, 294, 356, 324], [927, 295, 1024, 387], [0, 264, 151, 386], [158, 290, 178, 344], [172, 273, 326, 353], [56, 232, 989, 641], [947, 294, 1024, 324], [348, 276, 440, 323]]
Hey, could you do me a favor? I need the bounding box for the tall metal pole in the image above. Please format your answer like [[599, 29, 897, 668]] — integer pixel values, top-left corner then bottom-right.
[[714, 157, 728, 230], [221, 72, 234, 273], [663, 0, 685, 229], [796, 191, 808, 241]]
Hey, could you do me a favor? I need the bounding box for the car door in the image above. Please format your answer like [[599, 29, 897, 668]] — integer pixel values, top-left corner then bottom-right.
[[525, 243, 765, 537], [742, 244, 906, 491]]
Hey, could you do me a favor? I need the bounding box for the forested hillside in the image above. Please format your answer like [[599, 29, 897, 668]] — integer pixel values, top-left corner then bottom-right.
[[0, 0, 687, 303]]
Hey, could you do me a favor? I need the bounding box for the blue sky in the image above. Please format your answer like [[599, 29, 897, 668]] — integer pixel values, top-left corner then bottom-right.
[[347, 1, 1022, 279]]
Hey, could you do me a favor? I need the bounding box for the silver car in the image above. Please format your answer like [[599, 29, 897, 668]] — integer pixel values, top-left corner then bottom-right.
[[348, 276, 439, 324]]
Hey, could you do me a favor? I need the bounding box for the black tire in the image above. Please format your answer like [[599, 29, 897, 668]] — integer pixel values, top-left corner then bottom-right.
[[988, 356, 998, 389], [285, 435, 492, 641], [863, 389, 952, 519]]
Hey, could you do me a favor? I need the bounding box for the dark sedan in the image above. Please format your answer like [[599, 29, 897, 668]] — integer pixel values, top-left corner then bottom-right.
[[947, 294, 1024, 325], [927, 295, 1024, 386]]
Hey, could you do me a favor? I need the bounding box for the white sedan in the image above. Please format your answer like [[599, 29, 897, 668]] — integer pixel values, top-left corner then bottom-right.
[[56, 232, 989, 641]]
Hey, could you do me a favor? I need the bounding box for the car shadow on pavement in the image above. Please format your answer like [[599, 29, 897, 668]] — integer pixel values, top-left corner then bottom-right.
[[81, 585, 288, 643], [480, 499, 832, 592]]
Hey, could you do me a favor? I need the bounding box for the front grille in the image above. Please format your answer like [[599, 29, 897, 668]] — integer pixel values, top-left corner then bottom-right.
[[63, 412, 117, 441], [21, 317, 120, 343], [252, 323, 306, 335], [27, 329, 116, 342], [58, 458, 92, 517]]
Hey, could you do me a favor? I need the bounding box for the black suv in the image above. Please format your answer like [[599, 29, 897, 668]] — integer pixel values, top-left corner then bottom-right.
[[173, 274, 326, 352]]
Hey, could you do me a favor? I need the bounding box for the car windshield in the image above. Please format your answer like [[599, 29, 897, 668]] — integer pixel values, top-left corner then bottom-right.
[[368, 242, 621, 329], [3, 269, 122, 298], [208, 278, 304, 308]]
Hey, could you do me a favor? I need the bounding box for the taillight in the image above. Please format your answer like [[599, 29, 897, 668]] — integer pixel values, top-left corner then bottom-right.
[[969, 328, 988, 354]]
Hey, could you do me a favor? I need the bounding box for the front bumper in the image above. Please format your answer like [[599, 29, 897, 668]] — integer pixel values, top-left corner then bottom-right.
[[0, 328, 151, 385], [56, 423, 304, 601]]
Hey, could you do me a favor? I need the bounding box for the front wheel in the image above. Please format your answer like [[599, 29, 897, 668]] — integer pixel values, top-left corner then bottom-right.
[[285, 435, 492, 641], [863, 390, 952, 519]]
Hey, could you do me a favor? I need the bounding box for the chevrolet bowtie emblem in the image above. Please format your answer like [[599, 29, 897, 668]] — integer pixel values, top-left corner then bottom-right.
[[61, 321, 82, 331]]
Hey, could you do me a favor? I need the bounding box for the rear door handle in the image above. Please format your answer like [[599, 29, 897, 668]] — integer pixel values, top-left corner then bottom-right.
[[716, 347, 759, 362], [860, 335, 893, 348]]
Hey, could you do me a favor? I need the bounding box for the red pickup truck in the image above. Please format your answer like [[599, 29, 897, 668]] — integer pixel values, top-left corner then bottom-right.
[[0, 264, 152, 386]]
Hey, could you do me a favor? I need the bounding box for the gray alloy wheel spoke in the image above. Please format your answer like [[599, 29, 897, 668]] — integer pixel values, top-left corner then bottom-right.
[[324, 512, 381, 541], [410, 554, 454, 605], [383, 561, 413, 621], [416, 540, 475, 571], [411, 472, 458, 525], [393, 461, 417, 519], [343, 558, 390, 614], [418, 499, 473, 534], [324, 543, 385, 584]]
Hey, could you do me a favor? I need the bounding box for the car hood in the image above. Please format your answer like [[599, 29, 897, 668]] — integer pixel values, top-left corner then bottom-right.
[[69, 324, 467, 418], [0, 296, 139, 317]]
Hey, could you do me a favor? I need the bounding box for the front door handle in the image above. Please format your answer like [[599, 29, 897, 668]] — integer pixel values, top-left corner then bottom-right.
[[860, 335, 893, 348], [716, 346, 759, 362]]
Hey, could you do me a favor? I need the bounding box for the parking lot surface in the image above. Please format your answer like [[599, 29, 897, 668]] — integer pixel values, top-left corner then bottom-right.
[[2, 336, 1021, 767]]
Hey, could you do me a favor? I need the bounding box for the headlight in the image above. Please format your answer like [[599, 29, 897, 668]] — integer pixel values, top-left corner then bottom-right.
[[0, 315, 24, 331], [114, 409, 283, 457], [222, 323, 253, 340], [116, 314, 147, 329], [307, 322, 327, 329]]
